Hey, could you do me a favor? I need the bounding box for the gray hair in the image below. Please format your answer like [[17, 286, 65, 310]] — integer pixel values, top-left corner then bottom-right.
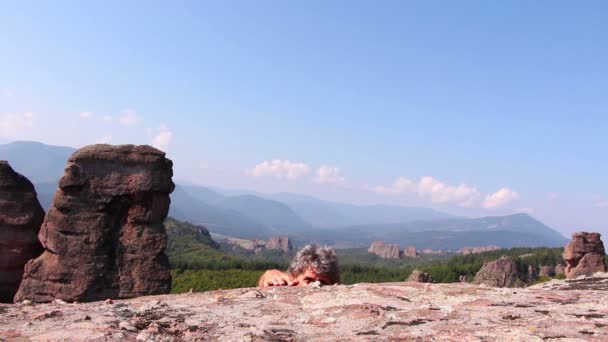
[[288, 244, 340, 284]]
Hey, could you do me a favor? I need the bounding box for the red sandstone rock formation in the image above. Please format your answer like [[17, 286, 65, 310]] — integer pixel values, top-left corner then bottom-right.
[[368, 241, 401, 259], [403, 245, 419, 258], [0, 161, 45, 303], [539, 266, 555, 278], [563, 232, 607, 279], [554, 264, 566, 275], [14, 145, 174, 303], [473, 256, 527, 287], [265, 236, 294, 253], [407, 270, 433, 283], [459, 245, 501, 255]]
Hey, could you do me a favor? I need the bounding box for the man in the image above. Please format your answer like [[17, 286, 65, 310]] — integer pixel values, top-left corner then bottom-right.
[[258, 244, 340, 287]]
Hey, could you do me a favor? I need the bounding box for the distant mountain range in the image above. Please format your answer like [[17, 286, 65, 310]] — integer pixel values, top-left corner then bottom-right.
[[0, 141, 569, 249]]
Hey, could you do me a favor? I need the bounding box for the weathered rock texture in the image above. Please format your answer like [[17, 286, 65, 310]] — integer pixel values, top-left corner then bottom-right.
[[539, 265, 555, 278], [265, 236, 294, 253], [563, 232, 607, 279], [458, 244, 501, 255], [473, 256, 527, 288], [407, 270, 432, 283], [0, 161, 45, 303], [14, 145, 175, 303], [1, 281, 607, 341], [555, 263, 566, 275], [368, 241, 401, 259]]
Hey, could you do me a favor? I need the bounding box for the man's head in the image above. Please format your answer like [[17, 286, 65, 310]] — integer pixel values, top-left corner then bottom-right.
[[288, 244, 340, 286]]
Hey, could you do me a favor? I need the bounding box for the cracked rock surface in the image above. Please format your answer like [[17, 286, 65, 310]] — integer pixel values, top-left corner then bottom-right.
[[1, 280, 607, 341]]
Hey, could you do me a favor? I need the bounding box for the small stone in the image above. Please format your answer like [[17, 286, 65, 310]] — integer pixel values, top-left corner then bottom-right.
[[54, 299, 68, 305], [105, 299, 114, 305], [309, 281, 322, 289], [22, 300, 32, 306], [84, 315, 91, 320], [119, 321, 138, 332]]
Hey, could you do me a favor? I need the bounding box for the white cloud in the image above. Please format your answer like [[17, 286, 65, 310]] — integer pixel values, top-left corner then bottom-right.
[[248, 160, 310, 180], [372, 176, 519, 209], [595, 200, 608, 208], [372, 176, 481, 207], [315, 165, 346, 185], [79, 111, 93, 119], [0, 112, 34, 136], [482, 187, 519, 209], [151, 125, 172, 152], [96, 135, 113, 144], [119, 109, 140, 126]]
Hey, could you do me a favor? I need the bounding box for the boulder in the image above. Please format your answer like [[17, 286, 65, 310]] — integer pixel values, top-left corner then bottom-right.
[[554, 264, 566, 275], [14, 145, 175, 303], [266, 237, 294, 253], [563, 232, 607, 279], [368, 241, 401, 259], [473, 256, 526, 288], [0, 161, 45, 302], [407, 270, 432, 283], [539, 265, 555, 278]]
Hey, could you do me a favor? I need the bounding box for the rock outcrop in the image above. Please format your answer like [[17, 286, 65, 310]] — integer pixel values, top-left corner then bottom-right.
[[473, 256, 527, 287], [407, 270, 432, 283], [368, 241, 401, 259], [459, 245, 501, 255], [0, 161, 45, 303], [403, 245, 419, 258], [14, 145, 175, 303], [527, 265, 538, 283], [539, 265, 555, 278], [265, 236, 294, 253], [555, 263, 566, 275], [563, 232, 607, 279], [1, 281, 607, 341]]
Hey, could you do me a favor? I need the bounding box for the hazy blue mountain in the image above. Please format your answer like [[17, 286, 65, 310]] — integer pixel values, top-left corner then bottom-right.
[[268, 192, 454, 227], [169, 186, 270, 239], [0, 141, 76, 182], [179, 185, 225, 203], [213, 195, 311, 234], [297, 213, 568, 249]]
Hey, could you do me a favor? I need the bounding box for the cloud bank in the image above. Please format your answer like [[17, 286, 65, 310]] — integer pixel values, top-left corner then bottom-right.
[[248, 160, 310, 180]]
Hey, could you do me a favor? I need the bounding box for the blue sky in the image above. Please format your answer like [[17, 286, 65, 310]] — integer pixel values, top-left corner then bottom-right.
[[1, 1, 607, 235]]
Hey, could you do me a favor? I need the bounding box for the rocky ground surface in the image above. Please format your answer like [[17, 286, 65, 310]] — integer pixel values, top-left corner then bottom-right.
[[1, 280, 607, 342]]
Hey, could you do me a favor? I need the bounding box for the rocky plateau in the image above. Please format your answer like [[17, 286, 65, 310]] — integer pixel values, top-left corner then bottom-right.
[[1, 279, 608, 341]]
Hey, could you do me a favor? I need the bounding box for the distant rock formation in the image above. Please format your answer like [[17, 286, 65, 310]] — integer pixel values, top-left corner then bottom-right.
[[563, 232, 607, 279], [407, 270, 433, 283], [403, 245, 420, 258], [459, 275, 468, 283], [554, 264, 566, 275], [368, 241, 419, 259], [473, 256, 526, 287], [527, 265, 538, 283], [459, 245, 501, 255], [219, 236, 294, 254], [265, 236, 294, 253], [0, 161, 45, 303], [368, 241, 401, 259], [539, 265, 555, 278], [15, 145, 175, 303]]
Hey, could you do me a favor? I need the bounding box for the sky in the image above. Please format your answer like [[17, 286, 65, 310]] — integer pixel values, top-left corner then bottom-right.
[[1, 1, 607, 236]]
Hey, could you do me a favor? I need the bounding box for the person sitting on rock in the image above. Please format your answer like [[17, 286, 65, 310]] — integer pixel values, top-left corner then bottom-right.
[[258, 244, 340, 287]]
